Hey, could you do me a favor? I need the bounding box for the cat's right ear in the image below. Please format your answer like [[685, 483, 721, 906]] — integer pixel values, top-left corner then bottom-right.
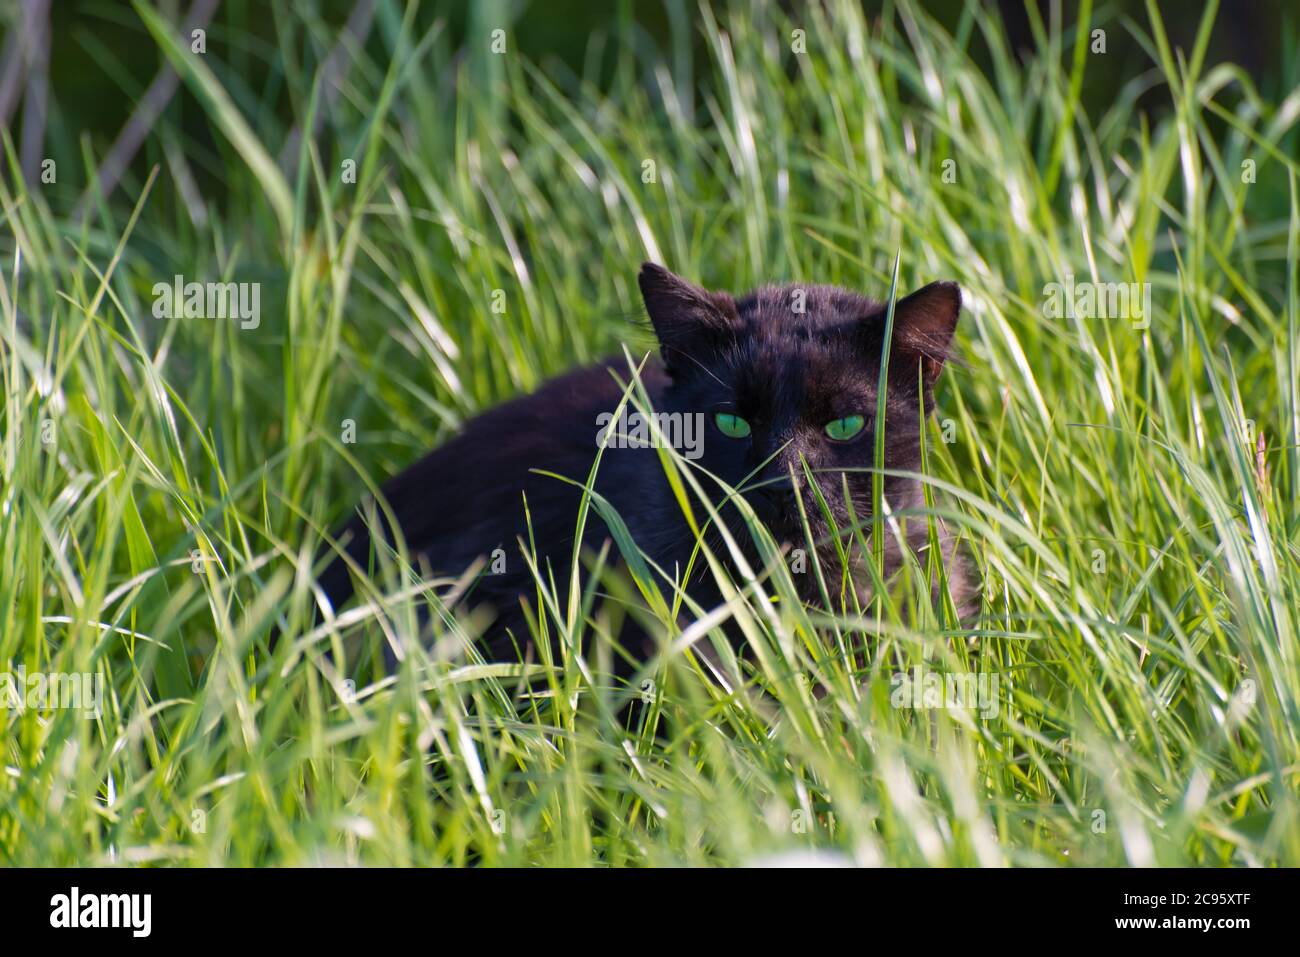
[[638, 263, 739, 374]]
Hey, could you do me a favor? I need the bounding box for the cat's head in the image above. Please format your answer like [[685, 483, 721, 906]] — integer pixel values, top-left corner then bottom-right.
[[637, 263, 961, 548]]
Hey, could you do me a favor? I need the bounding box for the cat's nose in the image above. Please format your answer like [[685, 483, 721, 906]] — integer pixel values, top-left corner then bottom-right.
[[750, 476, 795, 522]]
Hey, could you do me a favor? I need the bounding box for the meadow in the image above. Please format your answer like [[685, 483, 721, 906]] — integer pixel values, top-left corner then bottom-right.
[[1, 0, 1297, 866]]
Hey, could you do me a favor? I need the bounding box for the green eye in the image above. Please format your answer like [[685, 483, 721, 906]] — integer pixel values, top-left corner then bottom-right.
[[714, 412, 751, 439], [824, 414, 866, 441]]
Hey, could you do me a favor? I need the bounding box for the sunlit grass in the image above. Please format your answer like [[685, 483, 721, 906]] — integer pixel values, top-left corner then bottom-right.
[[0, 0, 1297, 866]]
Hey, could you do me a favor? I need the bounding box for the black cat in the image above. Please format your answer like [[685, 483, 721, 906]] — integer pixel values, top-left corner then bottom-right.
[[314, 264, 974, 670]]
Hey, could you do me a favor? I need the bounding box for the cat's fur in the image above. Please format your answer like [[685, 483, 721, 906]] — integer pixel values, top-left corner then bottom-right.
[[315, 264, 974, 670]]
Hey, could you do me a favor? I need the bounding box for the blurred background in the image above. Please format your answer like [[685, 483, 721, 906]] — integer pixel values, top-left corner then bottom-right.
[[4, 0, 1296, 205]]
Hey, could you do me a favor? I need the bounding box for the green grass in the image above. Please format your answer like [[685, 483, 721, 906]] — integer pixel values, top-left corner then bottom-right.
[[2, 0, 1299, 866]]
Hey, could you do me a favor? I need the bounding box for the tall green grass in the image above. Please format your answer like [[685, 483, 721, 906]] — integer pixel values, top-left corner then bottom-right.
[[1, 0, 1298, 866]]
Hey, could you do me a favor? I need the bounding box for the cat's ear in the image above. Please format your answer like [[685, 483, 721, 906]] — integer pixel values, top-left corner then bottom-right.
[[887, 280, 962, 388], [638, 263, 739, 373]]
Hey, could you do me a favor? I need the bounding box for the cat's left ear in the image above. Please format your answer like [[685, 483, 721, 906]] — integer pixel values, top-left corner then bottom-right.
[[889, 280, 962, 388]]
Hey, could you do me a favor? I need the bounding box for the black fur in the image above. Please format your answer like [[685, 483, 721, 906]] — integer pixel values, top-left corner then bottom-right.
[[314, 264, 974, 670]]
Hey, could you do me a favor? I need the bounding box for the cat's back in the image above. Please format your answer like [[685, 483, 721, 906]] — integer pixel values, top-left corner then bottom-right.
[[374, 356, 670, 560], [314, 356, 672, 656]]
